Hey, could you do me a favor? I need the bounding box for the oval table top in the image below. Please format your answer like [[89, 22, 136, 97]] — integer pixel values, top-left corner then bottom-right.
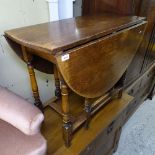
[[5, 13, 145, 55]]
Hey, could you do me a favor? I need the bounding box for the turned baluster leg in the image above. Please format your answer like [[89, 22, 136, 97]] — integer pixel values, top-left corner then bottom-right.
[[61, 80, 72, 147], [22, 46, 43, 112], [54, 65, 61, 98], [84, 98, 91, 129]]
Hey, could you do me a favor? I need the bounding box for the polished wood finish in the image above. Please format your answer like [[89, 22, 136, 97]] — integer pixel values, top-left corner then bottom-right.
[[42, 93, 133, 155], [5, 14, 145, 56], [3, 0, 155, 153], [21, 46, 43, 111], [125, 0, 155, 85], [61, 80, 72, 147], [56, 23, 146, 98], [5, 13, 146, 146], [82, 0, 155, 87], [82, 0, 134, 16], [142, 21, 155, 71], [42, 63, 155, 154]]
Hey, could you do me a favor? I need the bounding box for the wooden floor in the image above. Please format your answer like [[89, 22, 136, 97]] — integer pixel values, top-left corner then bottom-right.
[[41, 93, 133, 155]]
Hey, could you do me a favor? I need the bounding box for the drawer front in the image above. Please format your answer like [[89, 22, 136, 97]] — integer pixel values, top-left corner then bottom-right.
[[127, 79, 142, 97], [80, 109, 125, 155], [141, 69, 154, 90], [94, 126, 122, 155], [124, 98, 140, 122], [124, 67, 154, 122], [95, 131, 116, 155], [94, 112, 124, 155], [127, 63, 154, 98], [80, 143, 95, 155]]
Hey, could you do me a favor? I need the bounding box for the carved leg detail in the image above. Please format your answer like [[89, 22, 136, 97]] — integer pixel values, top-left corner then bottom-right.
[[61, 81, 72, 147], [22, 46, 43, 112], [27, 63, 43, 111], [54, 65, 61, 98], [84, 98, 91, 129]]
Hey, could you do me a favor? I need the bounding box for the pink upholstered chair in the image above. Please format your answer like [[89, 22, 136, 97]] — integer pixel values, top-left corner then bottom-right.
[[0, 86, 47, 155]]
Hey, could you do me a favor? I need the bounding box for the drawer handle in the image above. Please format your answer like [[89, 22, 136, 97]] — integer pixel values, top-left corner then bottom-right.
[[107, 121, 115, 134]]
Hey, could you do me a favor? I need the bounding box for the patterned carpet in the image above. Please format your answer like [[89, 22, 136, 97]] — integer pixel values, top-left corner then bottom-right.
[[114, 97, 155, 155]]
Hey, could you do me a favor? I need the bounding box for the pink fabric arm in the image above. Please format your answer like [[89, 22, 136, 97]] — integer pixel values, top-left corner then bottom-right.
[[0, 86, 44, 135]]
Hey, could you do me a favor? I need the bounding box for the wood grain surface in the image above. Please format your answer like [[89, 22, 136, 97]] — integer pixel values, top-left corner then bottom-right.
[[56, 23, 146, 98], [42, 93, 133, 155], [5, 13, 145, 55], [83, 0, 135, 16]]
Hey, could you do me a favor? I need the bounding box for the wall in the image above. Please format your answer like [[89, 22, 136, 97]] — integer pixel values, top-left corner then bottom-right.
[[0, 0, 55, 103]]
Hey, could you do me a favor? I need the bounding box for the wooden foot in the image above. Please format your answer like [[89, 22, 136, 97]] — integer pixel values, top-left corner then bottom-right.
[[22, 46, 43, 112], [63, 120, 72, 147], [84, 98, 91, 129], [61, 81, 72, 147], [54, 65, 61, 98]]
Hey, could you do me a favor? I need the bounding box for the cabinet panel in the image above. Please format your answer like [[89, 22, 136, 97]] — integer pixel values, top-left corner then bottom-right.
[[82, 0, 134, 15], [125, 0, 155, 85], [139, 0, 155, 72], [95, 131, 116, 155], [82, 0, 155, 85], [80, 143, 96, 155], [142, 24, 155, 71], [80, 106, 125, 155], [94, 112, 124, 155]]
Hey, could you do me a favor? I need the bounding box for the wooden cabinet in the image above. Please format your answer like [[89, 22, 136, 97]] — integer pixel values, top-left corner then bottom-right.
[[58, 65, 154, 155], [82, 0, 134, 15], [79, 75, 155, 155], [81, 1, 155, 154], [125, 64, 155, 123], [94, 120, 122, 155], [125, 0, 155, 85], [79, 94, 130, 155], [82, 0, 155, 86]]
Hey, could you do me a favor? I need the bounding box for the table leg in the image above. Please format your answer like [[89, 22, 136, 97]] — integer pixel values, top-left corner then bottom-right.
[[61, 80, 72, 147], [84, 98, 91, 129], [22, 46, 43, 112], [54, 65, 61, 98]]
